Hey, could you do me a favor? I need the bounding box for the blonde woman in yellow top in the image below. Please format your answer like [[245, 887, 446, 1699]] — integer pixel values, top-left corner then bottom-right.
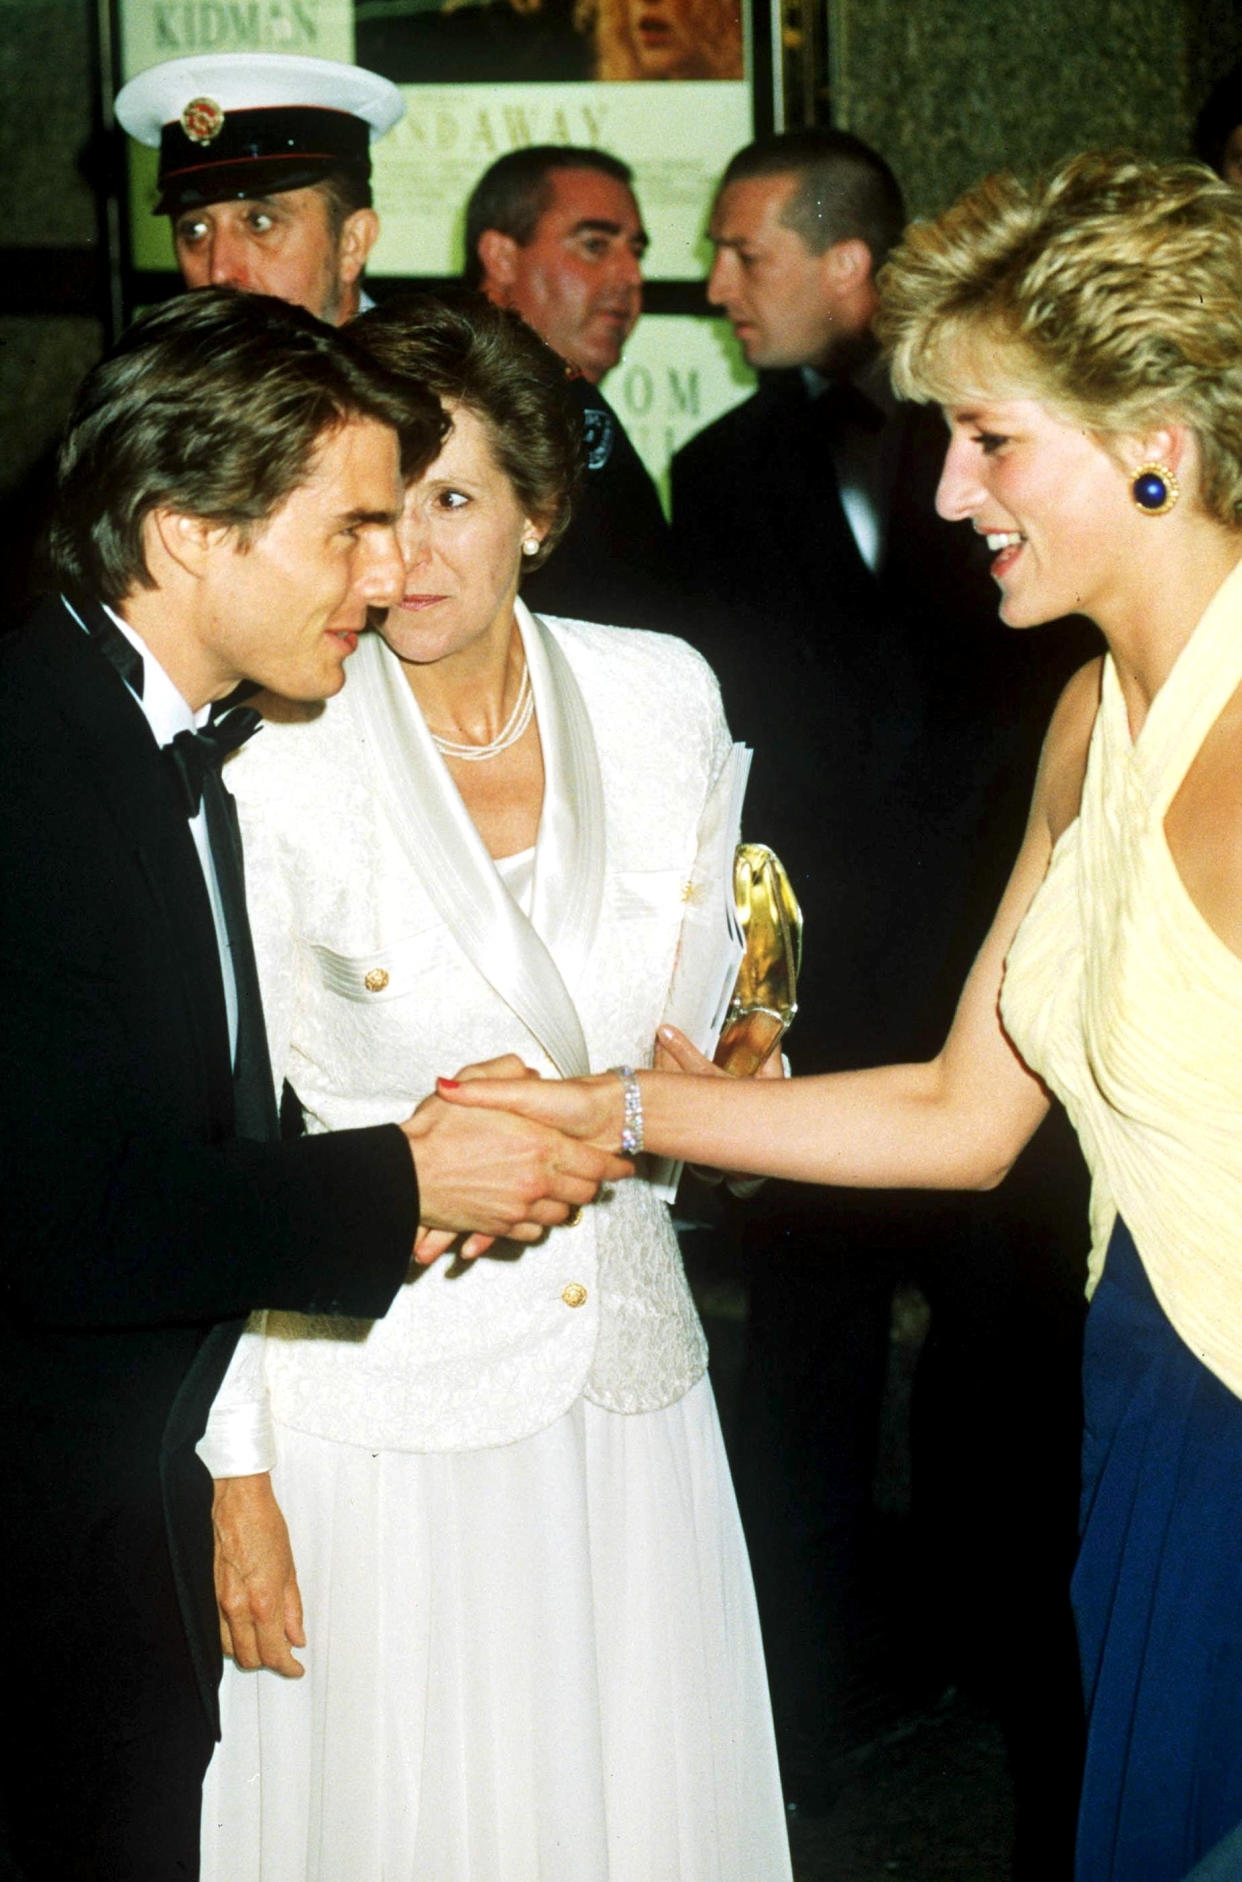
[[441, 153, 1242, 1882]]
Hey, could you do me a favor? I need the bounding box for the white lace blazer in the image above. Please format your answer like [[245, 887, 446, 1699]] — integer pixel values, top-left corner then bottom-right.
[[199, 604, 732, 1468]]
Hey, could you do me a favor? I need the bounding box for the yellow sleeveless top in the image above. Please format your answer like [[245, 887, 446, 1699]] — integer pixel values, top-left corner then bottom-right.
[[1001, 558, 1242, 1396]]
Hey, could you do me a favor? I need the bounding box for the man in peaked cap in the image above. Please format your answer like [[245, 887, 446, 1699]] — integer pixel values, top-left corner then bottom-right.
[[116, 52, 402, 325]]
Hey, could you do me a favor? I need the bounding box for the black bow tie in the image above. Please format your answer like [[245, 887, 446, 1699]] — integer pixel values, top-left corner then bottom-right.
[[162, 707, 262, 817], [812, 379, 886, 436]]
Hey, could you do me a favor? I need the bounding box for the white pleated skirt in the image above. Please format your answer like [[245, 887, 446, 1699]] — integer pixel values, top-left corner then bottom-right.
[[201, 1376, 791, 1881]]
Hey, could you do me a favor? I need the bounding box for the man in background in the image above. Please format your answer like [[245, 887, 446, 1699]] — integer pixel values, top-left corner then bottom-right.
[[465, 144, 679, 629], [115, 52, 403, 325], [2, 56, 404, 623], [0, 55, 401, 622], [674, 129, 1094, 1874]]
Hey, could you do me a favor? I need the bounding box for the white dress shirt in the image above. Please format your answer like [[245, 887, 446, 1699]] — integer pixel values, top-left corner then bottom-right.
[[803, 356, 898, 574]]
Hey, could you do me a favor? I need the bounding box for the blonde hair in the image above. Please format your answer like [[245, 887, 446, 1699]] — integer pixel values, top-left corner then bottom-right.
[[578, 0, 741, 80], [876, 152, 1242, 528]]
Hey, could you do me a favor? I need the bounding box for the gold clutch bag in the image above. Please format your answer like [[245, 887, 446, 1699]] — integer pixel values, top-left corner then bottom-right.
[[713, 843, 803, 1077]]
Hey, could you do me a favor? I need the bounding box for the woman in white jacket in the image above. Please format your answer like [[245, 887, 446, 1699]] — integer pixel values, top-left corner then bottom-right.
[[199, 293, 789, 1882]]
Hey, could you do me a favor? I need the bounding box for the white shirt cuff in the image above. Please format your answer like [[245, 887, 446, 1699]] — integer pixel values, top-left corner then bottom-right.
[[196, 1395, 277, 1478]]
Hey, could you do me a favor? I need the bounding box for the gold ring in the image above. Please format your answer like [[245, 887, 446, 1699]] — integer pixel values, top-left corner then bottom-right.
[[564, 1206, 583, 1229]]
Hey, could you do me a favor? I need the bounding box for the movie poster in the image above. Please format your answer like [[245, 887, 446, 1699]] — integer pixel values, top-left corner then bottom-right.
[[114, 0, 759, 489]]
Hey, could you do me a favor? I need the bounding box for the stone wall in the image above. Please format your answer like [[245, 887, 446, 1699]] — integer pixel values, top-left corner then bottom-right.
[[828, 0, 1242, 219], [0, 0, 105, 515]]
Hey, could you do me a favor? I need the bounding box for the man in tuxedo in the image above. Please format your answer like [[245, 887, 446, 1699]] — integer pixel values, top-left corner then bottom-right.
[[465, 145, 679, 630], [0, 288, 625, 1881], [673, 131, 1094, 1869], [115, 52, 403, 325]]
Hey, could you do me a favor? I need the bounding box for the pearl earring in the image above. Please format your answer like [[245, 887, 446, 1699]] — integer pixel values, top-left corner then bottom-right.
[[522, 539, 539, 556]]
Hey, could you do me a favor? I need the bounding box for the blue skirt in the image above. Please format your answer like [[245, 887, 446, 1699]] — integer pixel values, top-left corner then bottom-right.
[[1074, 1218, 1242, 1882]]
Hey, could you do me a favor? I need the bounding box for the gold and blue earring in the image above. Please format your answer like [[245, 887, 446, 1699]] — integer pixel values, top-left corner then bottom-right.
[[1131, 464, 1179, 515]]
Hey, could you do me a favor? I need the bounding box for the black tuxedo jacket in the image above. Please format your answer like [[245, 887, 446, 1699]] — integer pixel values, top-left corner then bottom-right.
[[0, 597, 416, 1731], [672, 373, 1099, 1074]]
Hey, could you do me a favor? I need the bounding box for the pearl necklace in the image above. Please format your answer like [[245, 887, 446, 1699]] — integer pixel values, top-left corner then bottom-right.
[[428, 664, 534, 763]]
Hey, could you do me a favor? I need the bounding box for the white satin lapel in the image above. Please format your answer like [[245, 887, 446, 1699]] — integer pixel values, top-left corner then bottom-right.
[[519, 601, 607, 1001], [348, 629, 591, 1076]]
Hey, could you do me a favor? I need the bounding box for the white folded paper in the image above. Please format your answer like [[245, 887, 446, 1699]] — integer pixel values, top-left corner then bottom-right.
[[648, 741, 751, 1201]]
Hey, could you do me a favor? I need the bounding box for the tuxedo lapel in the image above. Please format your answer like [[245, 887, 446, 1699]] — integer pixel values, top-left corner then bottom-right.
[[760, 378, 876, 642], [202, 771, 279, 1142], [346, 622, 594, 1077], [30, 599, 235, 1132]]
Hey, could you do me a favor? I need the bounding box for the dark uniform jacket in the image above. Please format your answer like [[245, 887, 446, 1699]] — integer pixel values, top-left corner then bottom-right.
[[524, 376, 681, 633]]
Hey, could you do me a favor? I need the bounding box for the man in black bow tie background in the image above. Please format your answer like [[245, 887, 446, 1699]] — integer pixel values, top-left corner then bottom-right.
[[673, 132, 1026, 1078], [0, 288, 626, 1882], [672, 133, 1095, 1867]]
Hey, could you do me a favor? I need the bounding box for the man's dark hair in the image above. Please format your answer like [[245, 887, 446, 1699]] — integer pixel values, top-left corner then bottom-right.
[[720, 129, 905, 269], [463, 145, 633, 288], [353, 289, 583, 570], [1194, 58, 1242, 177], [47, 288, 440, 608], [310, 165, 374, 236]]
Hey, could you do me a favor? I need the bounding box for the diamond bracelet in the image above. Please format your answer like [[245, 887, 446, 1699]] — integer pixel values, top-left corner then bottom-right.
[[611, 1064, 644, 1156]]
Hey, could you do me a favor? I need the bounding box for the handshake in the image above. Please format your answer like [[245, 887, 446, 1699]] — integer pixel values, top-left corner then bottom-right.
[[398, 1052, 638, 1268], [402, 1024, 781, 1266]]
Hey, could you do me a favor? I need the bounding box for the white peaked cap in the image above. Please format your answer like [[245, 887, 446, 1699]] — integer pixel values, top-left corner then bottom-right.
[[116, 53, 405, 147]]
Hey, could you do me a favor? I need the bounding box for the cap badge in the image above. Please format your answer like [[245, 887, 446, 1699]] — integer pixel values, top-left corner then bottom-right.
[[180, 96, 225, 145], [582, 406, 616, 472]]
